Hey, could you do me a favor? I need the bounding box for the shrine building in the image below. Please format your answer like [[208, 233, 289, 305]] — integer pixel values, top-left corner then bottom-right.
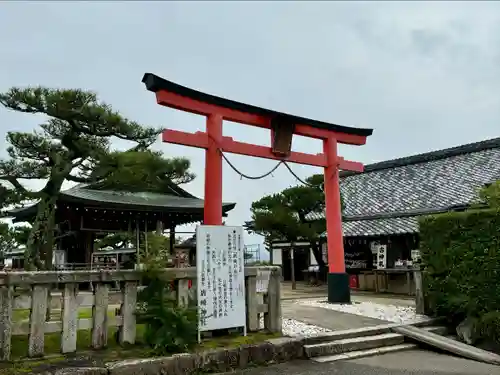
[[7, 182, 235, 269]]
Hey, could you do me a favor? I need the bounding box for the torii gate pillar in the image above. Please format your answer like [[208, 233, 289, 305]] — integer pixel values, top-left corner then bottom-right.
[[142, 73, 373, 303]]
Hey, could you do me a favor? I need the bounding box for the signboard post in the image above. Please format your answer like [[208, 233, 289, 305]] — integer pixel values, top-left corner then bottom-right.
[[196, 225, 247, 340]]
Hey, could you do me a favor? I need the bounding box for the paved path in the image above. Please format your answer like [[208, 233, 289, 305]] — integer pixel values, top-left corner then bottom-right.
[[281, 282, 415, 307], [282, 299, 386, 330], [220, 350, 499, 375]]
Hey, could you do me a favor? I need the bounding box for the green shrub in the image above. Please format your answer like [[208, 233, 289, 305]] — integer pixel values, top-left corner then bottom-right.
[[419, 208, 500, 342], [136, 267, 198, 355]]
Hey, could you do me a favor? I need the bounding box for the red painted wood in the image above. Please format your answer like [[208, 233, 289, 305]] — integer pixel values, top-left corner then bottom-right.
[[338, 157, 364, 173], [162, 129, 209, 148], [156, 91, 269, 127], [204, 114, 224, 225], [294, 124, 367, 145], [155, 90, 367, 145], [162, 129, 364, 171], [323, 136, 345, 274], [220, 137, 326, 167], [153, 87, 369, 279]]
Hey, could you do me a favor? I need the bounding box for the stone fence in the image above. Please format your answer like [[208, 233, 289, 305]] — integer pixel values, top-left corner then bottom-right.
[[0, 266, 281, 360]]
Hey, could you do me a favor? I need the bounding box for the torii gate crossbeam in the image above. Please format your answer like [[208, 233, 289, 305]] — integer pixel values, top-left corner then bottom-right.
[[142, 73, 373, 303]]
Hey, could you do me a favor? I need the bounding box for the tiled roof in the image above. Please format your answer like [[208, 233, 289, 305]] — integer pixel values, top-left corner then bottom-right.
[[62, 186, 235, 212], [7, 183, 235, 223], [320, 217, 420, 237], [310, 137, 500, 236]]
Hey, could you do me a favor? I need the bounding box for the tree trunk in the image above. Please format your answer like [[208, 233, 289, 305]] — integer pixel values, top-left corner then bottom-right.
[[24, 194, 59, 271]]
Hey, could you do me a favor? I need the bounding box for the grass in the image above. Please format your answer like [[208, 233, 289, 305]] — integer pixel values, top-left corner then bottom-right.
[[1, 308, 280, 375]]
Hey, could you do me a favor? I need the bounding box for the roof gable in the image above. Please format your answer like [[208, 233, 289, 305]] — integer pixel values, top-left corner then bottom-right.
[[342, 147, 500, 218], [308, 137, 500, 223]]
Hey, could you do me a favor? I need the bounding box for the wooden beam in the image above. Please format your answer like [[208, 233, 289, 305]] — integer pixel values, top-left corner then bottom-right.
[[220, 136, 326, 167], [156, 91, 269, 127], [162, 129, 364, 171], [156, 91, 368, 145], [338, 157, 364, 173], [162, 129, 208, 148]]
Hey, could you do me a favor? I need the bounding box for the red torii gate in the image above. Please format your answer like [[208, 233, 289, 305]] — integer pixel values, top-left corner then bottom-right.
[[142, 73, 373, 303]]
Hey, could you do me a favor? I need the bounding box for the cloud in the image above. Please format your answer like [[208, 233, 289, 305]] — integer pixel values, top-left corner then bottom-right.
[[1, 1, 500, 246]]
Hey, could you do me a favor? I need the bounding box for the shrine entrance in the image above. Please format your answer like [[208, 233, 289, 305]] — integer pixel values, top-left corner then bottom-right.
[[142, 73, 373, 303]]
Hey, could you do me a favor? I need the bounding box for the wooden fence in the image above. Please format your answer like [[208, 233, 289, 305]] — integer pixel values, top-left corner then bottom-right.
[[0, 266, 281, 360]]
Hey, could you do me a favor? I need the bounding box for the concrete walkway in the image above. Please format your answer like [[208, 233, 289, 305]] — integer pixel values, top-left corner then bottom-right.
[[281, 282, 417, 331], [220, 351, 499, 375]]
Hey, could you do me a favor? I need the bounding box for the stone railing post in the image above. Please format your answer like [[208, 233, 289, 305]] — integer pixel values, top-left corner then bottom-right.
[[118, 281, 138, 345], [245, 274, 258, 331], [413, 265, 425, 315], [264, 267, 282, 333], [61, 283, 78, 353], [29, 284, 49, 357], [0, 285, 13, 360]]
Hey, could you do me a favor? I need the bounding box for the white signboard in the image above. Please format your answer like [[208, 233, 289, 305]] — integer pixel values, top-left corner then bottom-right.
[[196, 225, 246, 333], [376, 245, 387, 269]]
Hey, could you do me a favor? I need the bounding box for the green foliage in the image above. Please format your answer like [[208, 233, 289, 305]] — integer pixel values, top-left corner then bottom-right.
[[90, 149, 195, 192], [250, 174, 326, 242], [94, 232, 134, 250], [138, 232, 173, 268], [0, 223, 16, 257], [419, 209, 500, 344], [136, 267, 198, 355], [479, 181, 500, 208], [0, 86, 196, 270], [0, 224, 30, 258], [249, 173, 347, 270], [94, 231, 175, 268]]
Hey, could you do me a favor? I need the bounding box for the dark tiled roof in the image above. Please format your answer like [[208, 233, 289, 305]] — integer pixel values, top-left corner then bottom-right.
[[61, 186, 235, 212], [341, 217, 419, 237], [310, 137, 500, 236], [8, 183, 236, 222]]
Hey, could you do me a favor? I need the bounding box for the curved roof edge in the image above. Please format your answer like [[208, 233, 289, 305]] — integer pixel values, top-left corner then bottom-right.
[[142, 73, 373, 137]]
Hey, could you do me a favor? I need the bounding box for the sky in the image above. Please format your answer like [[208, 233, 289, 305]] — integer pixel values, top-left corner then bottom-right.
[[1, 1, 500, 257]]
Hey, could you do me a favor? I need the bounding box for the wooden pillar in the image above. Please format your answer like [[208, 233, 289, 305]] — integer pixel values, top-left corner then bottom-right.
[[204, 114, 223, 225], [135, 220, 140, 269], [169, 226, 175, 254], [323, 136, 350, 303], [84, 232, 93, 266], [156, 220, 163, 235], [290, 246, 296, 290]]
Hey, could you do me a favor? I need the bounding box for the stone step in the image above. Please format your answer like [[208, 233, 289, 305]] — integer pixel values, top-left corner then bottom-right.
[[304, 332, 405, 358], [304, 318, 446, 346], [312, 343, 418, 363], [304, 324, 398, 345]]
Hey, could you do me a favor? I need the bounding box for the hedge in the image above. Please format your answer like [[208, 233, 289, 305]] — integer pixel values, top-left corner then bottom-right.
[[419, 208, 500, 343]]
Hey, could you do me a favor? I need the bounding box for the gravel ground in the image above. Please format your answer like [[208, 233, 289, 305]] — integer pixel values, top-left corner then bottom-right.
[[299, 299, 429, 324], [259, 316, 333, 337]]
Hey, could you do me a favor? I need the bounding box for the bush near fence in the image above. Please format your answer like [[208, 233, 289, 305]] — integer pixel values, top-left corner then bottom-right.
[[419, 208, 500, 345]]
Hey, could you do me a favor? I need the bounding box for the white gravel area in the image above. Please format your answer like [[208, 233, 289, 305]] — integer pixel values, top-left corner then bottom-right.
[[259, 316, 332, 337], [299, 299, 429, 324]]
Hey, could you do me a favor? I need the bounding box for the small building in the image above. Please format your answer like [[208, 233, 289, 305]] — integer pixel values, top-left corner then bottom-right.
[[7, 182, 235, 269], [275, 137, 500, 293]]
